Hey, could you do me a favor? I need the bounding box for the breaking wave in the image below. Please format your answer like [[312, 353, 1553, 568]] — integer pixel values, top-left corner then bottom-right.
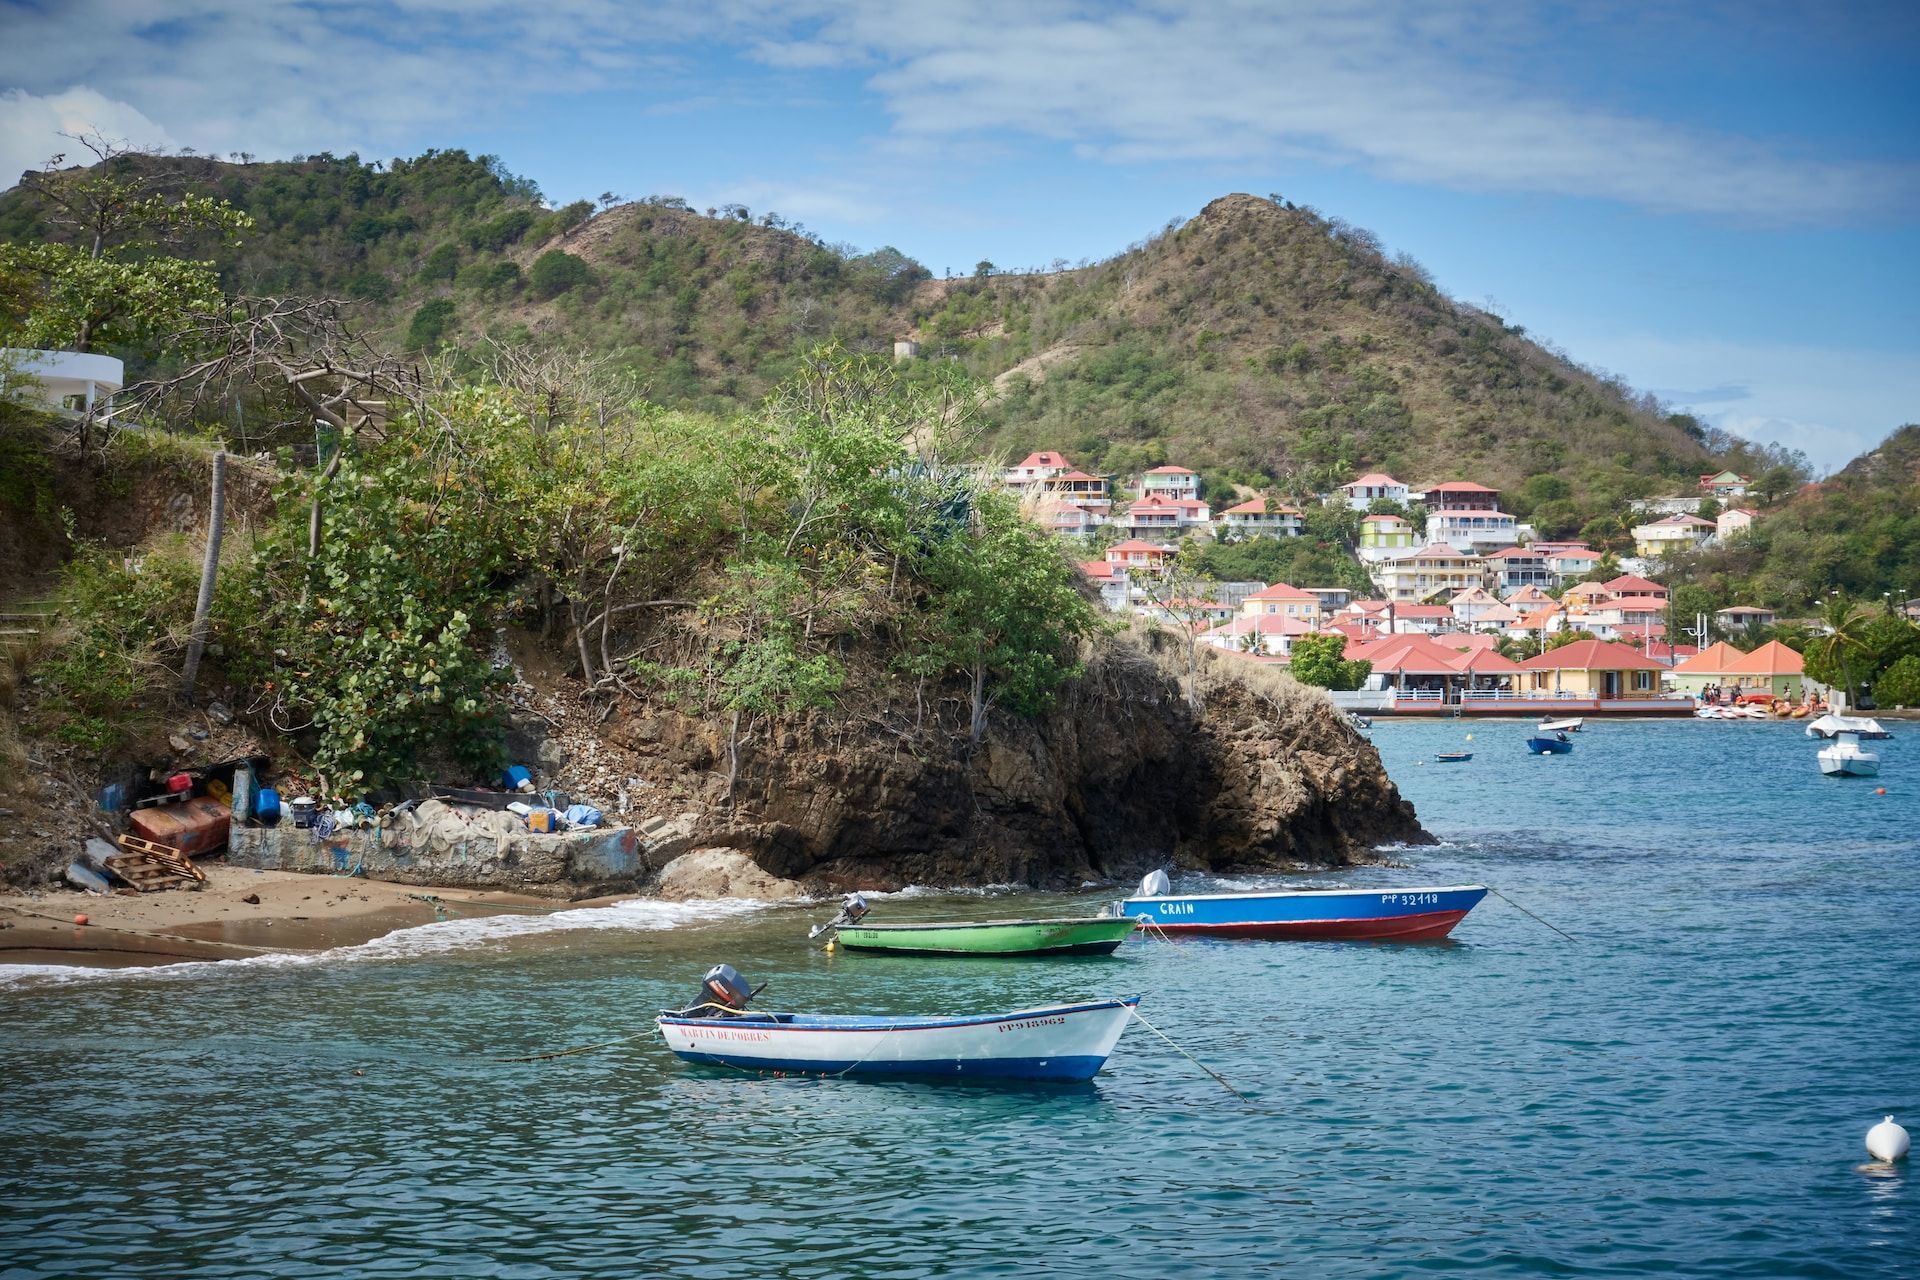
[[0, 896, 769, 993]]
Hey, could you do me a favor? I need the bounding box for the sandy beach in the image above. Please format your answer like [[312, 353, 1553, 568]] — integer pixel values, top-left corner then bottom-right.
[[0, 865, 604, 969]]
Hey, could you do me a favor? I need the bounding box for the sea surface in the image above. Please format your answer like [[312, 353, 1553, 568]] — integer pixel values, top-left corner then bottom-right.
[[3, 718, 1916, 1278]]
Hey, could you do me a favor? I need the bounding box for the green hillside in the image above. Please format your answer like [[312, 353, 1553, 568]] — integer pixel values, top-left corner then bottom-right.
[[1, 152, 1772, 521]]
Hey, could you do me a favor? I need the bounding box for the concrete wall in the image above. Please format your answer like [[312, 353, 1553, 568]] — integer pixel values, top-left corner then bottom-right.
[[226, 803, 698, 895]]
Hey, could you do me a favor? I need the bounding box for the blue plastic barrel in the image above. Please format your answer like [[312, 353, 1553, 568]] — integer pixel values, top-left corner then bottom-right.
[[502, 765, 533, 791], [254, 787, 282, 825]]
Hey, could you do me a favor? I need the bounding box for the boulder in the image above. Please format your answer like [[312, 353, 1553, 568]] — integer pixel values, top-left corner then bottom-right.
[[654, 848, 806, 901]]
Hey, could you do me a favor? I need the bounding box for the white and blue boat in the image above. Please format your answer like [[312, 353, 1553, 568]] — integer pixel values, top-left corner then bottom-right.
[[1118, 874, 1488, 942], [1527, 732, 1574, 754], [656, 967, 1138, 1082]]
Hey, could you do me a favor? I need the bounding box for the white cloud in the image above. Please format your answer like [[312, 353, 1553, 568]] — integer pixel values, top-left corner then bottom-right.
[[0, 87, 179, 188], [1572, 332, 1920, 473], [0, 1, 1911, 222]]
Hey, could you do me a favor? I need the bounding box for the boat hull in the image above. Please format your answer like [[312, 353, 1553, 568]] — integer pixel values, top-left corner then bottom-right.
[[1818, 755, 1879, 777], [834, 917, 1136, 956], [1526, 736, 1573, 754], [1118, 886, 1488, 942], [658, 997, 1139, 1081]]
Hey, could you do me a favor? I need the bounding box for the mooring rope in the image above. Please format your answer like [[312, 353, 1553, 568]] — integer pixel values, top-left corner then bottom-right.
[[1127, 1006, 1249, 1104], [1486, 886, 1579, 943], [492, 1027, 655, 1063]]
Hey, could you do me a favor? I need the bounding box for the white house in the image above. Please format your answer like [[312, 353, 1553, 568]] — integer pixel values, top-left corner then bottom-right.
[[1, 348, 124, 418], [1699, 469, 1751, 498], [1124, 494, 1211, 540], [1338, 472, 1409, 512], [1004, 450, 1073, 487], [1140, 465, 1200, 501], [1199, 613, 1316, 657], [1717, 507, 1759, 541]]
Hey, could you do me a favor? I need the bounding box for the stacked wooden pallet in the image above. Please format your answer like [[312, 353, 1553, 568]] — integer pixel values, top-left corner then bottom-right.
[[105, 835, 206, 892]]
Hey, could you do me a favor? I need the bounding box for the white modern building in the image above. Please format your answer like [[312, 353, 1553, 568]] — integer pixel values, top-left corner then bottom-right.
[[1, 348, 124, 418]]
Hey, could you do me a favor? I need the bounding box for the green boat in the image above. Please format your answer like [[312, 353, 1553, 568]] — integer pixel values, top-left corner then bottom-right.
[[831, 917, 1137, 957]]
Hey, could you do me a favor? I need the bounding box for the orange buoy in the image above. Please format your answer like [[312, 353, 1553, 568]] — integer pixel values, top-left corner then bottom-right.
[[73, 914, 89, 926], [1877, 788, 1887, 796]]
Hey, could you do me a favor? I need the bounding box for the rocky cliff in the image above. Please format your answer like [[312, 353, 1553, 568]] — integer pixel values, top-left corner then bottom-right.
[[607, 628, 1427, 891]]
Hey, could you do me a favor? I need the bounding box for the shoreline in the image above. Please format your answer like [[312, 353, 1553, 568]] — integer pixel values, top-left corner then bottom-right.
[[0, 865, 620, 970]]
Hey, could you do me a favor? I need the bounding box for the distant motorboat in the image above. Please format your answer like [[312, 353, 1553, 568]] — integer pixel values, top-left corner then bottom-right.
[[1433, 751, 1473, 763], [1537, 717, 1584, 733], [1817, 732, 1881, 777], [1527, 732, 1574, 755], [1806, 713, 1892, 741]]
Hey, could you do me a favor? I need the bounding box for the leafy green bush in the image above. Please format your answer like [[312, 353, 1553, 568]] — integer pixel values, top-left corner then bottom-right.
[[529, 249, 589, 299], [407, 297, 456, 349]]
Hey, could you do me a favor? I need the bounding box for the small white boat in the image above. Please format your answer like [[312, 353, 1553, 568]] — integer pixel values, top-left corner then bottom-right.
[[1806, 713, 1892, 740], [1538, 717, 1584, 733], [656, 965, 1138, 1082], [1817, 732, 1880, 777]]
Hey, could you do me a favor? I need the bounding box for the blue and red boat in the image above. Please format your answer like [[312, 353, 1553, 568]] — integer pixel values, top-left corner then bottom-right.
[[1117, 878, 1488, 942]]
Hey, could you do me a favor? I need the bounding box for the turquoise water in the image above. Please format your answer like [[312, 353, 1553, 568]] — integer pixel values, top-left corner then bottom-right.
[[3, 718, 1916, 1278]]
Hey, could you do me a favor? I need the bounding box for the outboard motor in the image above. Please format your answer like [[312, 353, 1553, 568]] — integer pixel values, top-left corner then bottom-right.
[[1139, 868, 1171, 897], [807, 892, 871, 940], [672, 964, 758, 1018]]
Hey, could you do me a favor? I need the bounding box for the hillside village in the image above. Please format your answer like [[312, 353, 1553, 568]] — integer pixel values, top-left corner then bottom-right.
[[1004, 449, 1833, 712]]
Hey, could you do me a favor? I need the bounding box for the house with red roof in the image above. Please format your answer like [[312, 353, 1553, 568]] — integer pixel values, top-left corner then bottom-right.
[[1506, 584, 1555, 611], [1239, 582, 1323, 627], [1199, 612, 1318, 657], [1218, 497, 1304, 539], [1005, 451, 1074, 487], [1517, 639, 1666, 700], [1422, 480, 1502, 512], [1540, 545, 1602, 583], [1338, 471, 1409, 511], [1037, 469, 1112, 514], [1699, 469, 1751, 498], [1383, 603, 1457, 635], [1484, 546, 1554, 597], [1717, 507, 1760, 541], [1124, 494, 1211, 541], [1140, 465, 1200, 502], [1035, 499, 1100, 537], [1602, 574, 1669, 601], [1077, 558, 1131, 611], [1105, 539, 1173, 572], [1722, 640, 1806, 701]]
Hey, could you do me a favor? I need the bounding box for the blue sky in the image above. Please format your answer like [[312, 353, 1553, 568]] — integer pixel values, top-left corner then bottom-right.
[[2, 0, 1915, 470]]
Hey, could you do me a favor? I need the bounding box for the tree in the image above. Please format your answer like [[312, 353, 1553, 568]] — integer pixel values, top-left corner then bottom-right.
[[529, 249, 589, 299], [919, 491, 1099, 747], [1288, 632, 1370, 690], [0, 136, 252, 353], [974, 260, 996, 278], [1804, 595, 1872, 704], [1875, 654, 1920, 709], [1134, 539, 1217, 709], [407, 297, 457, 349]]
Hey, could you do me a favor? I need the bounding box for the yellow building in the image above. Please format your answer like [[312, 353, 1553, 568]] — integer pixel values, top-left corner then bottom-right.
[[1238, 582, 1323, 627], [1632, 514, 1716, 560], [1517, 639, 1665, 699]]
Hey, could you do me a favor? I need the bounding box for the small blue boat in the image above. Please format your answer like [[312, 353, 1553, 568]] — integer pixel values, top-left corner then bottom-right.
[[1527, 733, 1574, 755], [1118, 878, 1488, 942], [1434, 751, 1473, 763]]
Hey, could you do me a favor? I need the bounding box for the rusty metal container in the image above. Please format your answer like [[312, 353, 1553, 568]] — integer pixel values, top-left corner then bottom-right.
[[127, 796, 232, 858]]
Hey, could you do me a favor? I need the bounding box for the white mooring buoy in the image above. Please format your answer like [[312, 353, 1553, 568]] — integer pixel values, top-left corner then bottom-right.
[[1865, 1116, 1910, 1162]]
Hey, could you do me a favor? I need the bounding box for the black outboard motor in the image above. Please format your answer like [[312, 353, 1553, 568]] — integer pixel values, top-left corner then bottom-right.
[[670, 964, 758, 1019]]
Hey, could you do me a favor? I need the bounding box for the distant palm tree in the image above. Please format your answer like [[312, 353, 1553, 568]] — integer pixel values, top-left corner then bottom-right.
[[1812, 595, 1872, 703]]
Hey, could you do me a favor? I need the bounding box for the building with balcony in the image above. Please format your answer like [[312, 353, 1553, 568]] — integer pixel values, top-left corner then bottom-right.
[[1338, 472, 1409, 511], [1140, 465, 1200, 501], [1373, 543, 1485, 603], [1517, 639, 1666, 700], [1483, 546, 1554, 596], [1423, 480, 1502, 512], [1123, 494, 1210, 540], [1631, 514, 1717, 561], [1426, 508, 1521, 553], [1217, 498, 1304, 538]]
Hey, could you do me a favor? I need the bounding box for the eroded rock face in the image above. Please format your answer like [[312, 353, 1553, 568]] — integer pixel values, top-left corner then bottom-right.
[[612, 635, 1426, 892]]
